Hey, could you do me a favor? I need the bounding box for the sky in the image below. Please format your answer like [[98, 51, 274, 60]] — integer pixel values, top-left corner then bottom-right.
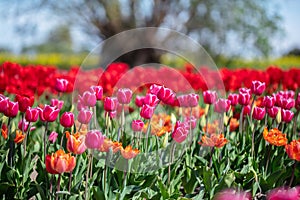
[[0, 0, 299, 57]]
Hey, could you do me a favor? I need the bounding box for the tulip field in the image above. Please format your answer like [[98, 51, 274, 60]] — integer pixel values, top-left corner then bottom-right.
[[1, 61, 300, 200]]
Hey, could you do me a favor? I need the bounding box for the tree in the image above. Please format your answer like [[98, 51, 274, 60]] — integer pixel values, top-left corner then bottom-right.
[[4, 0, 282, 66]]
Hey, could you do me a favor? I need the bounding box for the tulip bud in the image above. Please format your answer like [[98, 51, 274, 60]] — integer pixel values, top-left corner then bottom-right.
[[90, 85, 103, 100], [60, 112, 75, 128], [252, 106, 266, 120], [171, 121, 189, 143], [228, 93, 239, 106], [203, 90, 217, 104], [263, 96, 275, 108], [50, 99, 64, 110], [82, 91, 97, 107], [238, 88, 251, 106], [25, 107, 39, 122], [49, 131, 58, 143], [281, 109, 294, 123], [104, 97, 118, 112], [85, 130, 104, 149], [140, 104, 155, 119], [117, 88, 132, 104], [55, 78, 69, 93], [251, 80, 265, 95], [131, 120, 144, 132], [135, 95, 145, 107], [4, 101, 19, 118], [78, 109, 93, 124]]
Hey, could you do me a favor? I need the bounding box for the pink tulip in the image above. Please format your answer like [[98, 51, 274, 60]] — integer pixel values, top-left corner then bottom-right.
[[50, 99, 64, 110], [131, 120, 144, 132], [104, 97, 118, 112], [263, 96, 275, 108], [0, 95, 8, 113], [55, 78, 69, 93], [39, 105, 59, 122], [238, 88, 251, 105], [78, 109, 93, 124], [157, 86, 176, 105], [25, 107, 39, 122], [4, 101, 19, 118], [251, 80, 265, 95], [109, 111, 117, 119], [60, 112, 75, 128], [90, 85, 103, 100], [143, 93, 160, 107], [267, 187, 300, 200], [140, 104, 155, 119], [252, 107, 266, 120], [135, 95, 145, 107], [187, 93, 199, 107], [214, 189, 251, 200], [171, 121, 189, 143], [278, 90, 295, 99], [281, 109, 294, 123], [203, 90, 217, 104], [296, 93, 300, 110], [117, 88, 132, 104], [228, 93, 239, 106], [49, 131, 58, 143], [82, 91, 97, 107], [85, 130, 104, 149], [149, 84, 162, 95], [177, 95, 189, 107], [184, 116, 197, 129], [214, 98, 231, 113], [274, 93, 283, 107], [267, 106, 280, 118], [280, 98, 295, 110]]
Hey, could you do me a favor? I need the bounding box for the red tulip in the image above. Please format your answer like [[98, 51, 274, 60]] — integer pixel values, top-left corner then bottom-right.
[[171, 121, 189, 143], [252, 107, 266, 120], [60, 112, 75, 128], [242, 105, 251, 116], [140, 104, 155, 119], [203, 90, 217, 104], [117, 88, 132, 104], [15, 94, 34, 112], [104, 97, 118, 112], [90, 85, 103, 100], [131, 120, 144, 132], [251, 80, 265, 95], [4, 101, 19, 118], [281, 109, 294, 123], [39, 105, 59, 122], [263, 96, 275, 108], [55, 78, 69, 93], [78, 109, 93, 124], [228, 93, 239, 106], [85, 130, 104, 149], [25, 107, 39, 122]]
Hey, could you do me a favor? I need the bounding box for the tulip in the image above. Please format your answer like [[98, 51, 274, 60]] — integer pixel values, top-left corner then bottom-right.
[[263, 96, 275, 108], [104, 97, 118, 112], [82, 91, 97, 107], [214, 98, 231, 113], [228, 93, 239, 106], [132, 120, 144, 132], [171, 121, 189, 143], [184, 116, 197, 129], [25, 107, 39, 122], [203, 90, 217, 104], [157, 86, 176, 105], [296, 93, 300, 110], [251, 80, 265, 95], [252, 107, 266, 120], [67, 132, 86, 154], [274, 93, 283, 107], [18, 119, 32, 132], [281, 109, 294, 123], [99, 138, 122, 153], [85, 130, 104, 149], [1, 124, 8, 140], [120, 145, 140, 159], [199, 133, 228, 148], [214, 189, 251, 200], [238, 88, 251, 105], [149, 84, 162, 95], [46, 149, 76, 174], [39, 105, 59, 122], [187, 93, 199, 107], [109, 111, 117, 119], [267, 106, 280, 118], [285, 139, 300, 161], [55, 78, 69, 93], [77, 109, 93, 124], [279, 90, 295, 99], [143, 93, 160, 107], [15, 94, 34, 113], [242, 105, 251, 116], [117, 88, 132, 104], [49, 131, 58, 143], [263, 127, 287, 146], [50, 99, 64, 110], [135, 95, 144, 107], [0, 95, 8, 113], [177, 95, 189, 107], [14, 130, 25, 144], [140, 104, 155, 119], [60, 112, 75, 128], [280, 98, 295, 110], [4, 101, 19, 118], [90, 85, 103, 100], [267, 187, 300, 200]]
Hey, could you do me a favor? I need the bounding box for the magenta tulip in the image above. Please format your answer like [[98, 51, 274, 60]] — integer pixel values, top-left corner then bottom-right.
[[55, 78, 69, 93], [149, 84, 162, 95], [281, 109, 294, 123], [50, 99, 64, 110], [228, 93, 239, 106], [60, 112, 75, 128], [214, 98, 231, 113], [280, 98, 295, 110], [203, 90, 217, 104], [143, 93, 160, 107], [131, 120, 144, 132], [135, 95, 145, 107], [4, 101, 19, 118], [49, 131, 58, 143], [187, 93, 199, 107], [251, 80, 265, 95], [0, 96, 9, 113], [267, 106, 280, 118], [263, 96, 275, 108], [39, 105, 59, 122], [267, 187, 300, 200], [238, 88, 251, 106], [25, 107, 39, 122], [82, 91, 97, 107], [140, 104, 155, 119], [157, 86, 176, 105], [104, 97, 118, 112], [90, 85, 103, 100], [252, 107, 266, 120], [117, 88, 132, 104], [177, 95, 189, 107]]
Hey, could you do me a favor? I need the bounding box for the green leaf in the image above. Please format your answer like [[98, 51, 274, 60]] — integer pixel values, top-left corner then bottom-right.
[[132, 187, 157, 200], [92, 186, 105, 200], [157, 177, 169, 199]]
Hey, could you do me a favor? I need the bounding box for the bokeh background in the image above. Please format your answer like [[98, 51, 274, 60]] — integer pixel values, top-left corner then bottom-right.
[[0, 0, 299, 69]]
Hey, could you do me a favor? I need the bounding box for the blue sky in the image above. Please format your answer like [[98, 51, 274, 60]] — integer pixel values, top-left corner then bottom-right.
[[0, 1, 299, 57]]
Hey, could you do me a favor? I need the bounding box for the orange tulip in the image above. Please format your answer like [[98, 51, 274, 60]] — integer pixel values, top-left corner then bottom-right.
[[142, 113, 172, 137], [285, 139, 300, 161], [203, 121, 219, 134], [14, 130, 25, 144], [120, 145, 140, 159], [199, 133, 227, 148], [98, 138, 122, 153], [229, 118, 239, 132], [1, 124, 8, 140], [66, 131, 87, 155], [46, 149, 76, 174], [263, 127, 287, 146]]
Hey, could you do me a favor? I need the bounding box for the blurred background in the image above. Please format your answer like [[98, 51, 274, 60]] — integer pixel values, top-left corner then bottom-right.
[[0, 0, 299, 69]]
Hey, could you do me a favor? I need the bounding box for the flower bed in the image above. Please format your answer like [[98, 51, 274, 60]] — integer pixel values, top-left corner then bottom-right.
[[0, 61, 300, 199]]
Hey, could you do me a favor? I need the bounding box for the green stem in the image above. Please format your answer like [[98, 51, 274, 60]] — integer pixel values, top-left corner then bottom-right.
[[85, 151, 92, 200], [56, 174, 61, 200], [44, 122, 49, 163], [7, 117, 13, 167], [289, 162, 297, 187], [168, 142, 175, 186], [239, 106, 244, 134], [145, 118, 152, 151]]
